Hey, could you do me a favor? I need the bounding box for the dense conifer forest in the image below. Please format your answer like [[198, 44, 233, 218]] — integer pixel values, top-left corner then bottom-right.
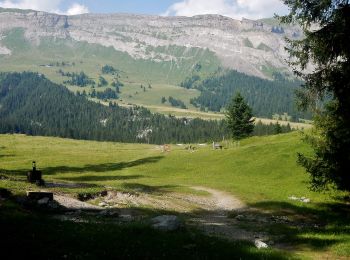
[[0, 73, 292, 144], [182, 70, 310, 120]]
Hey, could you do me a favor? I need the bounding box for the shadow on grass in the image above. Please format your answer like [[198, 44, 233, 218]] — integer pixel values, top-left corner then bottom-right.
[[122, 183, 177, 194], [1, 184, 349, 258], [0, 154, 15, 159], [0, 156, 164, 177], [241, 200, 350, 251], [59, 174, 144, 182], [0, 200, 291, 260], [44, 156, 164, 175]]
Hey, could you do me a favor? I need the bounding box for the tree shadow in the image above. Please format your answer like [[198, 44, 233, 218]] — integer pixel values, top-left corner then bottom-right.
[[2, 184, 349, 258], [0, 154, 15, 159], [1, 198, 292, 260], [239, 200, 350, 251], [44, 181, 100, 189], [59, 174, 144, 182], [122, 183, 178, 194], [0, 156, 164, 177], [43, 156, 164, 175]]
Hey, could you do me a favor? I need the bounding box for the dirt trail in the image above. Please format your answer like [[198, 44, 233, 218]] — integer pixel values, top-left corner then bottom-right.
[[187, 186, 263, 242], [54, 195, 102, 210], [190, 186, 245, 210], [52, 186, 267, 243]]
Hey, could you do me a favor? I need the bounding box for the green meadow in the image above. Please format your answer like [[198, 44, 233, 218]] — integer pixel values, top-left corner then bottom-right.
[[0, 132, 349, 259]]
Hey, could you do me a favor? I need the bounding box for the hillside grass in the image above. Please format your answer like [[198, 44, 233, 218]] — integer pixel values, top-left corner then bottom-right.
[[0, 28, 220, 85], [0, 132, 349, 259]]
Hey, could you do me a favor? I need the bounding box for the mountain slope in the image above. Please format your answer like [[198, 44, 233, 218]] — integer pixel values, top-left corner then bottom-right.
[[0, 8, 302, 80]]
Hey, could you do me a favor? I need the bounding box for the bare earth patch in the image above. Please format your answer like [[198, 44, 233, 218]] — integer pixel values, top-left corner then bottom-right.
[[52, 185, 268, 244]]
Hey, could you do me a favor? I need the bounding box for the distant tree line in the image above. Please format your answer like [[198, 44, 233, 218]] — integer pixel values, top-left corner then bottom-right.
[[168, 96, 187, 109], [0, 73, 293, 144], [180, 70, 310, 121]]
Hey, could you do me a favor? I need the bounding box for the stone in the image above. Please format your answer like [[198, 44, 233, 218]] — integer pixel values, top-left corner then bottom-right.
[[235, 214, 245, 220], [151, 215, 181, 231], [288, 195, 311, 203], [288, 195, 298, 201], [98, 202, 108, 207], [99, 210, 118, 217], [120, 214, 133, 221], [254, 239, 269, 249], [301, 198, 310, 203]]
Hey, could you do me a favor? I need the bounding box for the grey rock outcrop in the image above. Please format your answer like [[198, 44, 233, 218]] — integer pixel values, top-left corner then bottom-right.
[[0, 8, 303, 78]]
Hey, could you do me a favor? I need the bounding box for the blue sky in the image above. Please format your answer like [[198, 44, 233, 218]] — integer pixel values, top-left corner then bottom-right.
[[0, 0, 289, 19], [73, 0, 177, 15]]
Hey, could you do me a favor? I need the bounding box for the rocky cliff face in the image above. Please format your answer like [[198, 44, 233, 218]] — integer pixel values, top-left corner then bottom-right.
[[0, 8, 302, 78]]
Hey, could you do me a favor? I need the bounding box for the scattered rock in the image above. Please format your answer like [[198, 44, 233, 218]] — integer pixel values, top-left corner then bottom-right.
[[77, 190, 107, 201], [235, 214, 245, 220], [254, 239, 268, 249], [99, 210, 119, 217], [98, 202, 108, 207], [119, 214, 133, 221], [151, 215, 181, 231], [301, 197, 310, 203], [288, 195, 311, 203], [0, 175, 9, 180]]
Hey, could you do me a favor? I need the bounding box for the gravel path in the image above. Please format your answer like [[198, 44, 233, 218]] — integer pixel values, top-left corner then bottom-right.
[[52, 186, 267, 243], [54, 195, 102, 210]]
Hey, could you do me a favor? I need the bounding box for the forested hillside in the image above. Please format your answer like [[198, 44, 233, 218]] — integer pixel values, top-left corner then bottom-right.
[[0, 72, 230, 144], [183, 70, 310, 120]]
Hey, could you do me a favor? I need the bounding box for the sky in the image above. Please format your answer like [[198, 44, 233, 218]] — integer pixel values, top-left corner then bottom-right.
[[0, 0, 289, 19]]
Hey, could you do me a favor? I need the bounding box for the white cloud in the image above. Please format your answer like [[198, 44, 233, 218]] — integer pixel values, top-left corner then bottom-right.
[[0, 0, 89, 15], [66, 3, 89, 15], [163, 0, 288, 20], [0, 0, 62, 12]]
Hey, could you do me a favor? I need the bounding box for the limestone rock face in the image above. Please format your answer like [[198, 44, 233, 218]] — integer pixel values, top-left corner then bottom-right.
[[0, 8, 303, 78]]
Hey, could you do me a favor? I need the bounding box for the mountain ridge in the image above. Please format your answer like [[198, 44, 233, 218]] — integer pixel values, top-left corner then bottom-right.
[[0, 7, 302, 79]]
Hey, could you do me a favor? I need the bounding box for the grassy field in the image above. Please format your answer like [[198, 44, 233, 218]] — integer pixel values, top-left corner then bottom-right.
[[0, 133, 349, 259]]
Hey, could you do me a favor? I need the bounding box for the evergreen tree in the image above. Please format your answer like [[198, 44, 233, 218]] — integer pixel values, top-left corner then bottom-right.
[[274, 122, 282, 134], [225, 92, 254, 140], [280, 0, 350, 191]]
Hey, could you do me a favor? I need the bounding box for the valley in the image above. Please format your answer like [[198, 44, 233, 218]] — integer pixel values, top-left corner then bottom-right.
[[0, 133, 348, 259], [1, 4, 348, 260], [0, 8, 310, 123]]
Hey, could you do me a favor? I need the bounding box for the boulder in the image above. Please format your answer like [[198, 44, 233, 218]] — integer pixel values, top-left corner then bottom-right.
[[151, 215, 181, 231], [254, 239, 268, 249]]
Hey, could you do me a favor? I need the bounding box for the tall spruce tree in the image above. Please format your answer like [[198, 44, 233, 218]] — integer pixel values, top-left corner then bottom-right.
[[280, 1, 350, 191], [225, 92, 254, 140]]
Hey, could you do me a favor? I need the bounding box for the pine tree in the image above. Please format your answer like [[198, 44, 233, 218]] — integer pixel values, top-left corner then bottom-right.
[[280, 0, 350, 191], [225, 92, 254, 140]]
